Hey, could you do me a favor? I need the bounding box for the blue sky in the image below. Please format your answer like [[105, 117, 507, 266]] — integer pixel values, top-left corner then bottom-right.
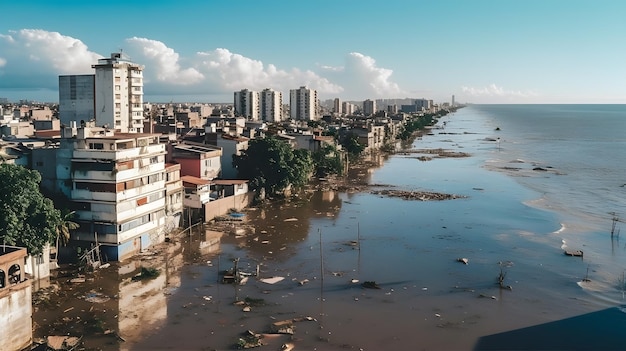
[[1, 0, 625, 104]]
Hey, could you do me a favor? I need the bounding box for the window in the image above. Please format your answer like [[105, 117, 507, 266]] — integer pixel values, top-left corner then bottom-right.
[[89, 143, 104, 150]]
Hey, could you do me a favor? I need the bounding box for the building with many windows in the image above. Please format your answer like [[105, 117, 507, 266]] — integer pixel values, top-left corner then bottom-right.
[[363, 99, 377, 116], [289, 86, 318, 121], [58, 74, 95, 127], [260, 88, 283, 122], [93, 53, 144, 133], [233, 89, 260, 120]]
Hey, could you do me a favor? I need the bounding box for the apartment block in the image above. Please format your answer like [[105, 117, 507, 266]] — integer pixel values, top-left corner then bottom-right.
[[58, 74, 95, 126], [289, 86, 318, 121], [93, 53, 144, 133], [260, 88, 283, 122], [233, 89, 260, 120]]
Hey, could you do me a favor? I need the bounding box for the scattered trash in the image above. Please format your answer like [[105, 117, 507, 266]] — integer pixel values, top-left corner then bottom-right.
[[260, 276, 285, 284], [298, 279, 309, 286], [457, 258, 469, 265], [564, 250, 583, 257], [46, 335, 82, 351], [350, 279, 359, 284], [362, 281, 381, 289], [99, 263, 111, 269], [243, 306, 251, 312], [69, 277, 86, 283], [270, 320, 294, 334], [283, 218, 298, 222], [85, 292, 110, 303]]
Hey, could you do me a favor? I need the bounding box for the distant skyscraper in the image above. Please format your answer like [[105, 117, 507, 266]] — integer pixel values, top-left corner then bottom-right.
[[59, 74, 95, 126], [387, 104, 398, 114], [451, 95, 455, 107], [260, 88, 283, 122], [363, 99, 376, 116], [333, 98, 342, 114], [92, 53, 144, 133], [289, 86, 318, 121], [342, 101, 354, 115], [234, 89, 260, 120]]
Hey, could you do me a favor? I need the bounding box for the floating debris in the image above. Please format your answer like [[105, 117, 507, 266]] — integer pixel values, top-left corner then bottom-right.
[[457, 258, 469, 265]]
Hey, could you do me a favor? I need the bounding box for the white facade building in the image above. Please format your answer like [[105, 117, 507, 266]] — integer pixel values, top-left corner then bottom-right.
[[58, 74, 95, 127], [66, 127, 167, 261], [289, 86, 318, 121], [333, 98, 342, 114], [260, 88, 283, 122], [233, 89, 260, 120], [342, 101, 355, 115], [92, 53, 144, 133]]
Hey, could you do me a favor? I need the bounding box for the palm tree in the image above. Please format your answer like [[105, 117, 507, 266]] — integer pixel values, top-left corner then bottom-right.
[[55, 209, 79, 259]]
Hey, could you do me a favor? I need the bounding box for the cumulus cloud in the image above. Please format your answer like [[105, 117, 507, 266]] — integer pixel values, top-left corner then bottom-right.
[[320, 52, 405, 99], [0, 29, 410, 101], [125, 37, 204, 85], [194, 48, 343, 94], [461, 84, 537, 98]]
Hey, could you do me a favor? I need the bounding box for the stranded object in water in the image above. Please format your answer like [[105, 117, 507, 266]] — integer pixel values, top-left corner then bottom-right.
[[564, 250, 584, 257]]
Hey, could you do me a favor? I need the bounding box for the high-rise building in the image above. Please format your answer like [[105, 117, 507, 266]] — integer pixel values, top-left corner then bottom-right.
[[363, 99, 376, 116], [260, 88, 283, 122], [289, 86, 318, 121], [451, 95, 455, 107], [342, 101, 355, 115], [92, 53, 144, 133], [333, 98, 342, 114], [59, 74, 96, 127], [234, 89, 260, 120]]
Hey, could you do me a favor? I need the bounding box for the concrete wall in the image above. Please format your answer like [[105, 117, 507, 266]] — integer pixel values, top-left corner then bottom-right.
[[204, 192, 253, 221], [0, 281, 32, 351]]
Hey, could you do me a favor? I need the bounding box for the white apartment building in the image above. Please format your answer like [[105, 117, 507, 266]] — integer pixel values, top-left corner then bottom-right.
[[233, 89, 260, 120], [65, 126, 167, 261], [260, 88, 283, 122], [289, 86, 318, 121], [58, 74, 96, 127], [342, 101, 355, 115], [93, 53, 144, 133]]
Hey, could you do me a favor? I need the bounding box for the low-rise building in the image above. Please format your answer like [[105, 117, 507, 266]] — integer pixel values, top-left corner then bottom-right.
[[0, 246, 32, 351]]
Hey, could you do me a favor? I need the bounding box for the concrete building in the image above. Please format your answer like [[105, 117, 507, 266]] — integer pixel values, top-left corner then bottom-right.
[[289, 86, 318, 121], [363, 99, 377, 116], [62, 126, 166, 261], [58, 74, 96, 127], [205, 132, 249, 179], [260, 88, 283, 122], [164, 163, 184, 232], [171, 142, 222, 181], [233, 89, 260, 120], [93, 53, 144, 133], [0, 246, 32, 351], [333, 98, 342, 114], [342, 101, 355, 115]]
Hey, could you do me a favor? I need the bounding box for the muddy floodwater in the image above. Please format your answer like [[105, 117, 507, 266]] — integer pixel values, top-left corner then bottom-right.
[[33, 108, 626, 350]]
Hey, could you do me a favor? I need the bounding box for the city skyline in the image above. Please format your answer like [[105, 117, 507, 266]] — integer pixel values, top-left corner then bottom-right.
[[1, 0, 625, 104]]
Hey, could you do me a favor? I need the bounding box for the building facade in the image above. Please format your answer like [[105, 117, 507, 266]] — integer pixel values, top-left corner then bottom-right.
[[363, 99, 377, 116], [58, 74, 95, 127], [260, 88, 283, 122], [233, 89, 260, 120], [289, 86, 318, 121], [66, 127, 167, 261], [93, 53, 144, 133], [0, 246, 32, 351]]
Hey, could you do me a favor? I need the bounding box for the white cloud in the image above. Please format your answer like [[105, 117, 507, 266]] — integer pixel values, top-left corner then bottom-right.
[[461, 84, 537, 98], [0, 29, 411, 102], [3, 29, 101, 74], [321, 52, 405, 99], [125, 37, 204, 85], [194, 48, 343, 94]]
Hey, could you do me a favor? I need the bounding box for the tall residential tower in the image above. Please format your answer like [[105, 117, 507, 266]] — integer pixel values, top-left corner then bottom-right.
[[289, 86, 318, 121], [92, 53, 144, 133]]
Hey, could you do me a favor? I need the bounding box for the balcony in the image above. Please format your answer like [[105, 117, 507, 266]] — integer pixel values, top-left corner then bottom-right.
[[73, 143, 165, 161]]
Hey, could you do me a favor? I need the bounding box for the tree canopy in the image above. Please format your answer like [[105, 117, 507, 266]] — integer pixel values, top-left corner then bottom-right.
[[0, 164, 62, 255], [233, 136, 314, 195], [312, 144, 344, 177]]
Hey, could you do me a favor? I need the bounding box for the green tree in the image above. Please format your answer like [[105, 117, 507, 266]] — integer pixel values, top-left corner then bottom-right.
[[233, 137, 314, 195], [312, 144, 343, 177], [0, 164, 62, 255], [340, 133, 365, 157]]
